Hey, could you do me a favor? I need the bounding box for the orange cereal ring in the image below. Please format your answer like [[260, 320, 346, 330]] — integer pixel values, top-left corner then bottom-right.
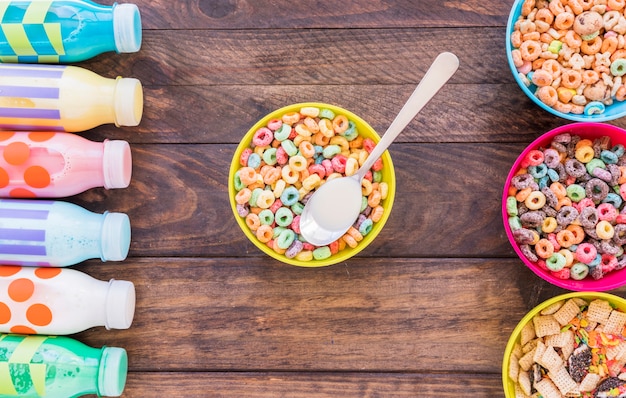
[[238, 167, 258, 185], [535, 8, 554, 24], [542, 59, 562, 77], [535, 238, 555, 259], [608, 0, 625, 10], [556, 196, 572, 210], [342, 233, 358, 248], [313, 132, 330, 146], [549, 0, 565, 15], [522, 31, 541, 42], [255, 224, 273, 243], [512, 49, 524, 68], [553, 101, 573, 114], [581, 36, 602, 55], [515, 187, 532, 202], [601, 36, 618, 54], [520, 40, 542, 61], [521, 0, 535, 16], [263, 167, 281, 185], [332, 115, 349, 134], [564, 30, 582, 48], [282, 112, 301, 125], [295, 123, 313, 137], [611, 49, 626, 63], [511, 30, 523, 48], [537, 86, 558, 107], [346, 226, 364, 242], [561, 69, 582, 89], [556, 229, 576, 248], [568, 0, 584, 15], [532, 69, 554, 86], [299, 141, 315, 158], [245, 213, 261, 231], [532, 58, 546, 70], [349, 135, 363, 149], [303, 117, 320, 133], [367, 190, 382, 208], [616, 85, 626, 101], [235, 188, 252, 205], [566, 224, 585, 244], [581, 69, 599, 85], [550, 182, 567, 199], [554, 12, 574, 32]]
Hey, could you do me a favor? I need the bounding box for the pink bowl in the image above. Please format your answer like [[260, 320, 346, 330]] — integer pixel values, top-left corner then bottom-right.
[[502, 122, 626, 291]]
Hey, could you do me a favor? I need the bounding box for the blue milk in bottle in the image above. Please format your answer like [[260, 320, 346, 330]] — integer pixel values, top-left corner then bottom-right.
[[0, 199, 131, 267], [0, 0, 141, 63]]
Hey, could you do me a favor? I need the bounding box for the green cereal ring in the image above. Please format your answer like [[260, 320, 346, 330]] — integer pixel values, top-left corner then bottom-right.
[[313, 246, 332, 260], [342, 121, 358, 141], [570, 262, 589, 280], [373, 170, 382, 183], [506, 196, 518, 217], [273, 226, 286, 238], [566, 184, 586, 202], [233, 172, 245, 191], [249, 188, 263, 206], [611, 59, 626, 76], [258, 209, 274, 225], [274, 123, 292, 141], [546, 252, 566, 271], [322, 144, 341, 158], [291, 202, 304, 215], [281, 140, 298, 156], [275, 207, 294, 227], [319, 108, 335, 120], [360, 196, 368, 212], [262, 147, 278, 165], [508, 216, 522, 231], [276, 229, 295, 249], [586, 158, 605, 174]]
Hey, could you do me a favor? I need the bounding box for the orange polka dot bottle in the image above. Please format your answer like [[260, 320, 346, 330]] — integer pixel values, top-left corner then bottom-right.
[[0, 265, 135, 335], [0, 63, 143, 132], [0, 131, 132, 198], [0, 334, 128, 397], [0, 199, 131, 267]]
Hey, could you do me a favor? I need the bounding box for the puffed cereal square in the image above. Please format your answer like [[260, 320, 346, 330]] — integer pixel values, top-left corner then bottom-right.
[[550, 366, 577, 396], [579, 373, 602, 392], [520, 321, 536, 346], [533, 315, 561, 337], [587, 299, 612, 324], [603, 310, 626, 335], [539, 346, 563, 374], [534, 378, 561, 398], [552, 299, 580, 326], [518, 370, 532, 396], [608, 341, 626, 361], [508, 351, 520, 381], [518, 348, 536, 372]]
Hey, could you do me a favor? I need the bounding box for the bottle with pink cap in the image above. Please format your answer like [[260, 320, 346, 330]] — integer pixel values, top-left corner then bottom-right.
[[0, 131, 132, 198]]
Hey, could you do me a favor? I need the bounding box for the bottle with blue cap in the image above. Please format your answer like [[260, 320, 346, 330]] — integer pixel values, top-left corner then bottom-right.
[[0, 199, 131, 267], [0, 0, 142, 63], [0, 334, 128, 397]]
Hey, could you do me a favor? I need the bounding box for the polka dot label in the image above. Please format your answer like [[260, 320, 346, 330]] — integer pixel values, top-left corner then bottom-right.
[[0, 132, 65, 197], [0, 265, 57, 334]]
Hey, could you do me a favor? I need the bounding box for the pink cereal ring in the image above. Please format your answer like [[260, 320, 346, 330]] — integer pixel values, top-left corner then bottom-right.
[[302, 242, 315, 251], [240, 148, 253, 166], [597, 203, 618, 222], [525, 150, 545, 166], [269, 198, 283, 213], [331, 155, 347, 173], [275, 147, 289, 165], [363, 138, 376, 153], [617, 214, 626, 224], [267, 118, 283, 131], [551, 268, 570, 280], [548, 233, 561, 252], [601, 254, 618, 273], [291, 215, 301, 234], [308, 164, 326, 179], [620, 184, 626, 201], [576, 243, 597, 264], [321, 159, 333, 176], [253, 127, 274, 147], [371, 157, 384, 171]]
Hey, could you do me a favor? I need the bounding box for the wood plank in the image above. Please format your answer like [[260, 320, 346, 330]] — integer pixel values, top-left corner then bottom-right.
[[74, 257, 575, 373], [131, 0, 511, 30], [121, 372, 504, 397]]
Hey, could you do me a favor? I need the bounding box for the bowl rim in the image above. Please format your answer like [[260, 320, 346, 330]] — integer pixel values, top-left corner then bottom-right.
[[506, 0, 626, 122], [501, 291, 626, 397], [502, 122, 626, 291], [228, 102, 396, 267]]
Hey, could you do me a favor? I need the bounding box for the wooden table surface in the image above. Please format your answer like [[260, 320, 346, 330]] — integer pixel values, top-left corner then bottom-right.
[[65, 0, 626, 396]]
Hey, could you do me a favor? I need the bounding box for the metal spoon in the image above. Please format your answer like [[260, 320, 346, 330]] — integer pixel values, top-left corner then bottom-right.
[[299, 52, 460, 246]]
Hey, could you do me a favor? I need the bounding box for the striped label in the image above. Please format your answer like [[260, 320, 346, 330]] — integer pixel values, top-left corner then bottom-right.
[[0, 63, 65, 131], [0, 1, 64, 63], [0, 335, 48, 396], [0, 199, 52, 264]]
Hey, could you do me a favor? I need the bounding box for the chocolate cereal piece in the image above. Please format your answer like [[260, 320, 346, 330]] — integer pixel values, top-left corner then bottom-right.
[[580, 206, 599, 229], [585, 178, 610, 202], [568, 344, 592, 383], [565, 158, 587, 177], [594, 377, 626, 396], [556, 206, 579, 226]]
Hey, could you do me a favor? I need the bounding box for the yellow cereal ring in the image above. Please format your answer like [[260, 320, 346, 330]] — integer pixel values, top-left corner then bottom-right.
[[596, 220, 615, 240], [281, 165, 299, 184], [542, 217, 558, 233], [288, 155, 307, 172], [295, 250, 313, 261], [575, 145, 595, 163], [525, 190, 547, 210]]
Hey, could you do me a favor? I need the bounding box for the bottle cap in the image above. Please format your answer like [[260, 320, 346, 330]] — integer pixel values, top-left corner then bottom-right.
[[105, 279, 136, 329], [98, 347, 128, 397], [114, 77, 143, 127], [103, 140, 132, 189], [101, 212, 131, 262], [112, 3, 142, 53]]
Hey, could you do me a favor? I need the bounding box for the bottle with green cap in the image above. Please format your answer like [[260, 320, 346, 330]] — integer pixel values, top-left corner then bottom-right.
[[0, 199, 131, 267], [0, 63, 143, 132], [0, 0, 142, 63], [0, 334, 128, 397]]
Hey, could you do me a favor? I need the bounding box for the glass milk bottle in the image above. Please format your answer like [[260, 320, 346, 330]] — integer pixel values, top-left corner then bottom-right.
[[0, 63, 143, 132], [0, 265, 135, 335], [0, 132, 132, 198], [0, 0, 141, 63], [0, 199, 131, 267], [0, 334, 128, 397]]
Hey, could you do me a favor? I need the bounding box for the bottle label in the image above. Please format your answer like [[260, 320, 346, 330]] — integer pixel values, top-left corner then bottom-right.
[[0, 199, 53, 266], [0, 334, 48, 396], [0, 1, 65, 63], [0, 64, 65, 131]]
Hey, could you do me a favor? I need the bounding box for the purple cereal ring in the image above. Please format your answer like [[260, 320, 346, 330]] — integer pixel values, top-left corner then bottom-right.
[[236, 203, 249, 217], [554, 133, 572, 144], [599, 240, 621, 256], [565, 158, 587, 178], [253, 127, 274, 147], [551, 142, 567, 154], [541, 205, 557, 218], [511, 174, 535, 189], [580, 206, 599, 229], [585, 178, 609, 202], [592, 167, 613, 183], [553, 163, 568, 182], [607, 163, 620, 186], [285, 239, 303, 258], [585, 227, 600, 240], [556, 206, 579, 226], [520, 211, 545, 228], [616, 255, 626, 271], [613, 224, 626, 245], [541, 186, 558, 208], [513, 228, 536, 244], [543, 148, 561, 168], [590, 264, 603, 280], [520, 244, 538, 262]]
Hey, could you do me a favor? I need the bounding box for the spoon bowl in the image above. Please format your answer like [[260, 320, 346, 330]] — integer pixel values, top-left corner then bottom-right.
[[300, 52, 460, 246]]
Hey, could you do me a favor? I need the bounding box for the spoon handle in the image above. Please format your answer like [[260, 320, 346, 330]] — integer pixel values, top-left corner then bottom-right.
[[357, 52, 459, 179]]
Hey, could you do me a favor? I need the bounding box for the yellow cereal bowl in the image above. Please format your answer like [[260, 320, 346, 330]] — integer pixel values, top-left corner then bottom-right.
[[228, 103, 396, 267], [502, 292, 626, 397]]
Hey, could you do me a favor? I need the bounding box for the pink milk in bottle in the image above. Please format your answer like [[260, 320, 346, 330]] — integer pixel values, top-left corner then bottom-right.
[[0, 131, 131, 198]]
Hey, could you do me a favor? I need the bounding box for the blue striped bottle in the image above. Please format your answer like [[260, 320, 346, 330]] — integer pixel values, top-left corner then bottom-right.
[[0, 0, 141, 63], [0, 199, 131, 267]]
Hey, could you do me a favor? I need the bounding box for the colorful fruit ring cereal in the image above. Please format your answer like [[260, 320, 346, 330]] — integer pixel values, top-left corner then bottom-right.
[[229, 103, 395, 267]]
